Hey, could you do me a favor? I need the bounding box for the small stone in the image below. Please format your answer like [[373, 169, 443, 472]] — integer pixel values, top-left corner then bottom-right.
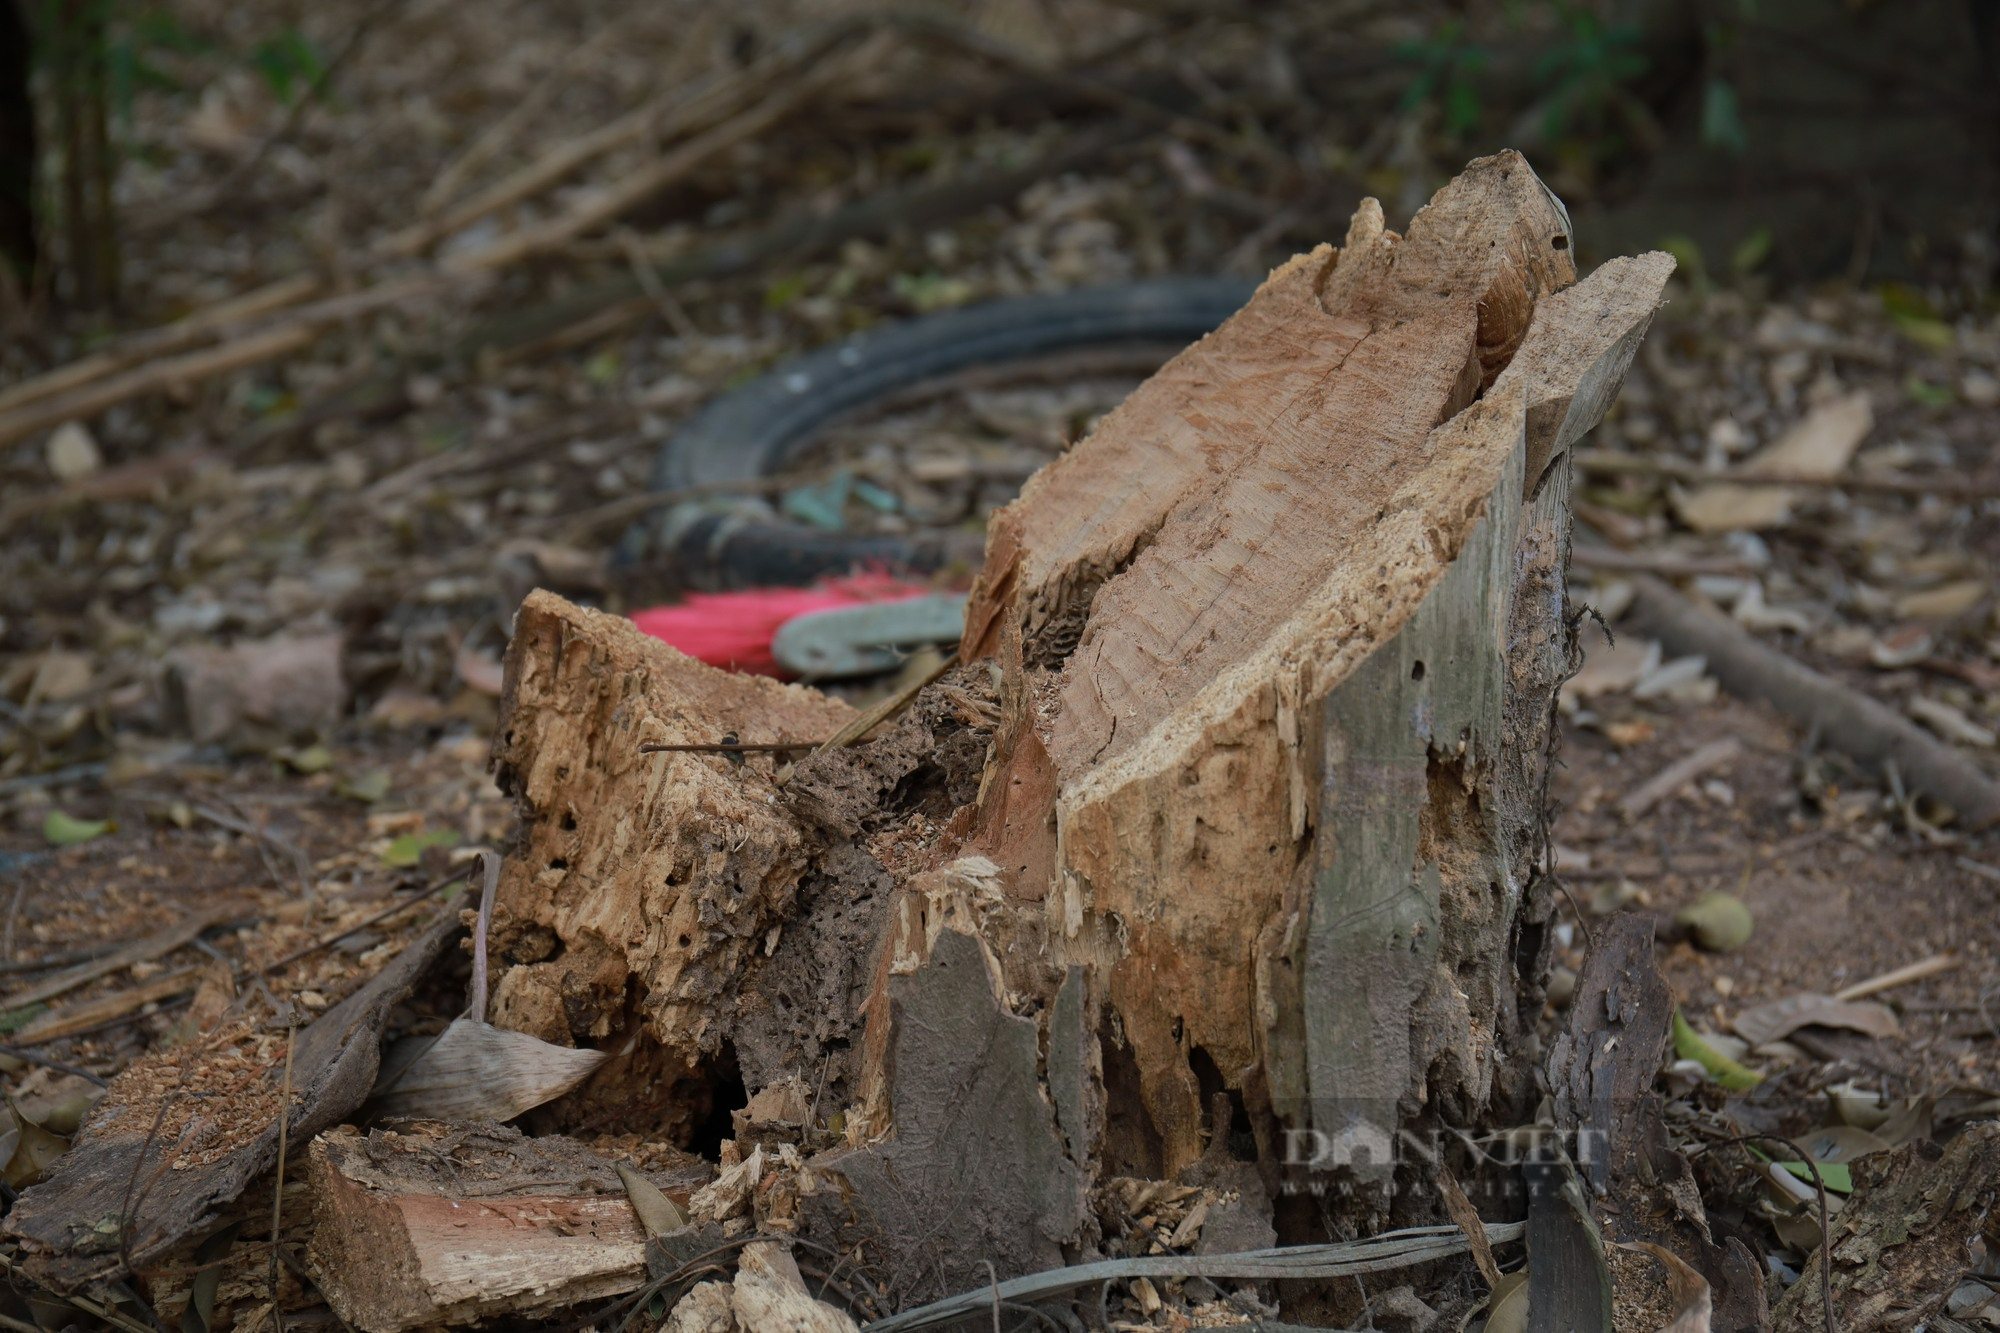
[[45, 421, 102, 482], [1963, 367, 1999, 409]]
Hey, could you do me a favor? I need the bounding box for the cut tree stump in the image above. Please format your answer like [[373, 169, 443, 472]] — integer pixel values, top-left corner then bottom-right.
[[486, 152, 1672, 1307]]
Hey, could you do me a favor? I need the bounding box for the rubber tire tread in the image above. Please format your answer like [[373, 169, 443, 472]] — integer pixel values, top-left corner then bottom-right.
[[650, 275, 1256, 585]]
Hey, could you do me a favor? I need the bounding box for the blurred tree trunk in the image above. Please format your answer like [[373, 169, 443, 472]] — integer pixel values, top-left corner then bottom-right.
[[43, 0, 117, 309], [0, 0, 35, 293]]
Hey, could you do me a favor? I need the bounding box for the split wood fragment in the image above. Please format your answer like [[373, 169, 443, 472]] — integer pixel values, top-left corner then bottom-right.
[[9, 967, 201, 1045], [306, 1123, 710, 1333]]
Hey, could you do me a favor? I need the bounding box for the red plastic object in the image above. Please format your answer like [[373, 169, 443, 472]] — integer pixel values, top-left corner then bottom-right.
[[628, 575, 932, 678]]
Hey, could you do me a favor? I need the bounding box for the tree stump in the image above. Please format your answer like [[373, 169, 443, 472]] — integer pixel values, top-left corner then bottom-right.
[[486, 152, 1672, 1306]]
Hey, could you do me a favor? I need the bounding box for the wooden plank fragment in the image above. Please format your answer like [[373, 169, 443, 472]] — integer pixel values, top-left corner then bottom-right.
[[306, 1123, 712, 1333]]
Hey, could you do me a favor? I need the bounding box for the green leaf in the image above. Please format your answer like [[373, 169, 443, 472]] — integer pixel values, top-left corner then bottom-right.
[[890, 271, 976, 313], [1905, 374, 1955, 408], [583, 348, 621, 387], [280, 744, 333, 775], [1878, 282, 1936, 320], [249, 28, 326, 106], [1893, 315, 1955, 353], [43, 811, 111, 847], [1673, 1010, 1763, 1089], [1674, 891, 1753, 952], [336, 768, 392, 803], [1701, 78, 1748, 154], [1659, 234, 1710, 291], [1729, 227, 1773, 275], [383, 829, 459, 868], [763, 273, 810, 311], [1776, 1160, 1852, 1193], [0, 1005, 48, 1035]]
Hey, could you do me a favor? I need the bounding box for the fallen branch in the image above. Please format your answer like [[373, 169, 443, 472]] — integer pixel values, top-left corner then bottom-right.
[[1623, 572, 2000, 826], [388, 14, 812, 262], [0, 907, 241, 1012], [10, 968, 201, 1045], [461, 124, 1133, 357], [0, 272, 482, 452], [414, 9, 693, 218], [1832, 952, 1958, 1002], [0, 24, 869, 449], [0, 274, 320, 419], [445, 36, 884, 274]]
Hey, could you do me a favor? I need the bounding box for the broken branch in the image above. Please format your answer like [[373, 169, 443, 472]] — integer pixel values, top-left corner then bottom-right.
[[1623, 572, 2000, 827]]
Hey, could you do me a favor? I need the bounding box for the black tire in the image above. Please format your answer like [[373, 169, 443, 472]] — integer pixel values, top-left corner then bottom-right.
[[643, 276, 1256, 587]]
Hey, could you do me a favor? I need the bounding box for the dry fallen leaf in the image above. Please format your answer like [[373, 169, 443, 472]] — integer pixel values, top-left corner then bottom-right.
[[45, 421, 102, 482], [1894, 578, 1987, 622], [1732, 993, 1901, 1046], [370, 1018, 608, 1121], [1565, 636, 1660, 702], [1673, 391, 1873, 532], [1483, 1270, 1529, 1333]]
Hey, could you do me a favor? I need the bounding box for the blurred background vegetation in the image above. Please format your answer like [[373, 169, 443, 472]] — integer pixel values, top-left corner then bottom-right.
[[2, 0, 1995, 328]]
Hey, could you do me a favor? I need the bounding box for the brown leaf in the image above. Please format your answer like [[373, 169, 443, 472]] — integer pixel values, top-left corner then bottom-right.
[[1732, 994, 1900, 1047], [1673, 391, 1872, 532]]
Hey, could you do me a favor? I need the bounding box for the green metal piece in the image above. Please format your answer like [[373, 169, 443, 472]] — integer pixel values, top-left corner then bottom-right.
[[772, 594, 968, 679]]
